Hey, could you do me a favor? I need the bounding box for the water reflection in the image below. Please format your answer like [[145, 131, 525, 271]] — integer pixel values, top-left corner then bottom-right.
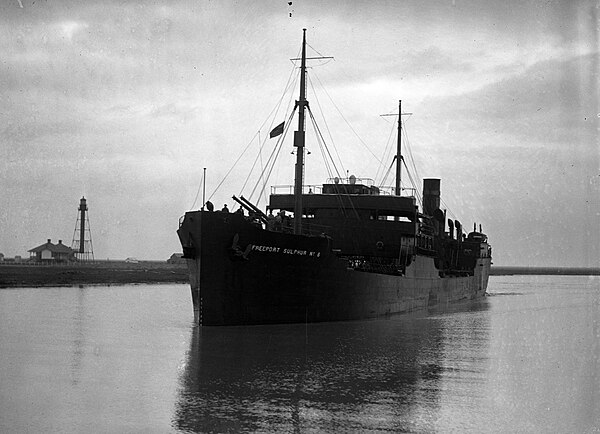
[[173, 299, 490, 432], [69, 286, 87, 386]]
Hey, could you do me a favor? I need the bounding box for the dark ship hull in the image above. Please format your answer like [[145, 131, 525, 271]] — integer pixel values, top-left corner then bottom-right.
[[177, 209, 491, 326]]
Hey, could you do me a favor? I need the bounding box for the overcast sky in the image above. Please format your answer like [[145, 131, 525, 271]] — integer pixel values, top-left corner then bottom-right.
[[1, 0, 598, 266]]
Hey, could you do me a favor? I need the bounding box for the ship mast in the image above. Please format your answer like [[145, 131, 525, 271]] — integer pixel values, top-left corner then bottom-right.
[[395, 99, 402, 196], [293, 29, 308, 235]]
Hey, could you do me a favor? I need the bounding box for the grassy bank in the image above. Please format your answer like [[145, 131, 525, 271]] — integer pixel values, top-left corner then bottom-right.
[[0, 261, 189, 288]]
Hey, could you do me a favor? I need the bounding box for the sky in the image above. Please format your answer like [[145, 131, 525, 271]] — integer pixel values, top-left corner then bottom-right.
[[0, 0, 598, 266]]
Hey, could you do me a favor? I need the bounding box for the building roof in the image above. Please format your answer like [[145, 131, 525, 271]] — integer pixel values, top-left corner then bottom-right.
[[28, 239, 74, 254]]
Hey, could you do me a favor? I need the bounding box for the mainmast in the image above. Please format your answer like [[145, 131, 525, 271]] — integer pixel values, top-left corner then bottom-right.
[[395, 99, 402, 196], [293, 29, 308, 235]]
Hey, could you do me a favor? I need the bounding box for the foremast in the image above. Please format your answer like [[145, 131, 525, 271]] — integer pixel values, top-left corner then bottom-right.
[[395, 100, 403, 196], [293, 29, 308, 235]]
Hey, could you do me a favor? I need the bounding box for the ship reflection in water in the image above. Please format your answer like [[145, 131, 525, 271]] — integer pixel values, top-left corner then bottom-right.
[[173, 299, 491, 432]]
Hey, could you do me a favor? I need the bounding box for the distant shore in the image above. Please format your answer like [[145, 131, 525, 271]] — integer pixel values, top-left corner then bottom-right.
[[0, 261, 188, 288], [490, 266, 600, 276], [1, 262, 598, 288], [0, 261, 600, 288]]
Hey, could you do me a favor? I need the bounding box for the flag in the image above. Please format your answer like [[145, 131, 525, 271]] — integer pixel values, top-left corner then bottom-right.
[[269, 122, 284, 138]]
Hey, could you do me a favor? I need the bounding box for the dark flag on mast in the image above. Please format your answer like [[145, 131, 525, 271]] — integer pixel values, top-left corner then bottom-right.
[[269, 122, 285, 138]]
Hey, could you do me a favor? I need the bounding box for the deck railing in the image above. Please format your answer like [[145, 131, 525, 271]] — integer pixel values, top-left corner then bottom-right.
[[271, 184, 416, 197], [270, 185, 323, 195]]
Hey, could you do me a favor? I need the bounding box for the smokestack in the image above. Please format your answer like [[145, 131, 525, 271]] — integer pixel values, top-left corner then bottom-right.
[[78, 197, 87, 253], [422, 179, 440, 216]]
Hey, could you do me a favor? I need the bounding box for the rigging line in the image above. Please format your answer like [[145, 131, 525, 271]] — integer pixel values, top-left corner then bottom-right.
[[308, 109, 339, 181], [312, 116, 335, 180], [402, 119, 419, 180], [311, 72, 383, 166], [307, 114, 362, 221], [207, 129, 260, 202], [238, 135, 266, 199], [380, 167, 392, 189], [248, 141, 283, 206], [252, 128, 277, 207], [270, 66, 301, 186], [375, 116, 397, 185], [306, 42, 328, 58], [190, 166, 205, 210], [260, 110, 296, 192], [401, 156, 416, 190], [249, 52, 299, 203], [404, 171, 418, 201], [307, 73, 346, 175], [399, 131, 413, 186], [384, 129, 397, 180], [306, 106, 359, 219], [258, 69, 300, 196], [299, 45, 335, 67], [404, 135, 420, 179], [402, 124, 421, 184], [383, 163, 397, 190], [306, 109, 330, 176], [257, 130, 267, 206], [374, 120, 392, 184], [257, 58, 298, 140], [207, 60, 298, 204], [403, 159, 422, 205], [306, 104, 344, 180], [248, 115, 293, 203], [241, 136, 273, 206], [308, 114, 362, 227], [282, 65, 301, 119], [258, 121, 291, 200], [208, 58, 296, 204], [262, 61, 300, 145], [248, 109, 297, 202], [379, 156, 396, 189]]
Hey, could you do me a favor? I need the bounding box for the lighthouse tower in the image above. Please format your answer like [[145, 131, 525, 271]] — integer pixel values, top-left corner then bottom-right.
[[71, 197, 94, 262]]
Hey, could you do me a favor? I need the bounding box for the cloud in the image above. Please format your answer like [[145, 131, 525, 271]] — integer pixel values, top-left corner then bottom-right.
[[427, 52, 598, 151], [56, 20, 89, 41], [405, 51, 599, 267]]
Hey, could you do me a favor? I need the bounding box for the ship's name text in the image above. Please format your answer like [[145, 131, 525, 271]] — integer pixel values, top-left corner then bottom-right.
[[250, 244, 321, 257]]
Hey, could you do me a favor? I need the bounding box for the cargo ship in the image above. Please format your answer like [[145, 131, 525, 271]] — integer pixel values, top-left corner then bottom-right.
[[177, 30, 492, 326]]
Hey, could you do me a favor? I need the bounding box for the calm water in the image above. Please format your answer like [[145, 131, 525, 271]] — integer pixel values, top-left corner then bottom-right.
[[0, 276, 598, 433]]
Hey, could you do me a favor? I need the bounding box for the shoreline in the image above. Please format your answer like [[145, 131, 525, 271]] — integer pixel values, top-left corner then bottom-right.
[[0, 261, 189, 288], [490, 266, 600, 276], [1, 262, 598, 289]]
